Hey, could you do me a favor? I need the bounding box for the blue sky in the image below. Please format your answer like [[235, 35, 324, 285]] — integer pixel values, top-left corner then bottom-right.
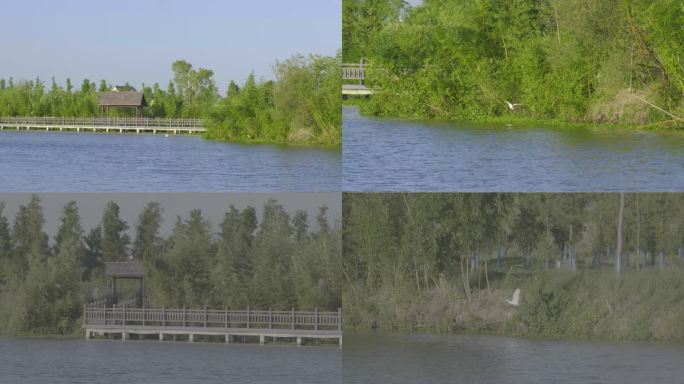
[[0, 0, 340, 93]]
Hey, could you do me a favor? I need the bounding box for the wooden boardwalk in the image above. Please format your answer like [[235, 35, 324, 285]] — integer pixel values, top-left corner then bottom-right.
[[0, 116, 205, 135], [342, 84, 374, 96], [83, 306, 342, 347], [342, 62, 373, 96]]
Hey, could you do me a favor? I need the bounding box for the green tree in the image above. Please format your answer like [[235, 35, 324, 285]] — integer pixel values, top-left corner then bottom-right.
[[100, 201, 130, 262], [11, 195, 49, 277], [132, 202, 163, 264]]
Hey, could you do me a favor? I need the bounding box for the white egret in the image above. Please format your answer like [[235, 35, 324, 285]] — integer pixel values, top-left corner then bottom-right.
[[505, 101, 523, 111], [505, 288, 520, 306]]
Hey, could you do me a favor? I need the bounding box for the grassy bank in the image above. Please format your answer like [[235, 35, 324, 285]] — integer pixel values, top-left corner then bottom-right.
[[0, 328, 83, 340], [203, 133, 340, 148], [344, 0, 684, 131], [344, 100, 684, 134], [343, 266, 684, 342]]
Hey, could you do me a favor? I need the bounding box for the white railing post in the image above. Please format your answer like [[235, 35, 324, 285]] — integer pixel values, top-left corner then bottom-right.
[[315, 308, 318, 331], [292, 307, 295, 329], [247, 307, 250, 329]]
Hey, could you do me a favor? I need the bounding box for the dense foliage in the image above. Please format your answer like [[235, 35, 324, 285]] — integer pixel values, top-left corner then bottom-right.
[[0, 54, 341, 145], [343, 193, 684, 339], [0, 197, 341, 335], [206, 54, 341, 145], [344, 0, 684, 128]]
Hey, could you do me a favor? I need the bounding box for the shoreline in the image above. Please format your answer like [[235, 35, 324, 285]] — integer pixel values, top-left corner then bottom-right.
[[343, 327, 684, 347], [343, 104, 684, 135], [0, 128, 341, 148]]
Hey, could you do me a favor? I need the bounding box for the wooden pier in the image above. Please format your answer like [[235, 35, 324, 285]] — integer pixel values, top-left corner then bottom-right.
[[0, 116, 205, 135], [83, 306, 342, 347], [342, 61, 373, 96]]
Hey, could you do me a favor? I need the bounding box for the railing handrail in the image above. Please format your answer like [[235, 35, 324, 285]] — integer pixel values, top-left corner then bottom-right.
[[83, 306, 342, 332], [342, 64, 366, 80], [0, 116, 205, 128]]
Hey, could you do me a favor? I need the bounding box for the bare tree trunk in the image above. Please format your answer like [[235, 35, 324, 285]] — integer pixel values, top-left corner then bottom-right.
[[478, 254, 482, 291], [461, 257, 471, 303], [496, 246, 502, 268], [414, 261, 421, 294], [659, 252, 665, 271], [424, 264, 429, 290], [484, 259, 491, 294], [636, 193, 640, 271], [616, 192, 625, 278]]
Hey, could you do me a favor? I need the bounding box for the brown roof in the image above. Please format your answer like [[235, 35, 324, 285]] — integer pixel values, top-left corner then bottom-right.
[[105, 261, 145, 278], [98, 92, 147, 107]]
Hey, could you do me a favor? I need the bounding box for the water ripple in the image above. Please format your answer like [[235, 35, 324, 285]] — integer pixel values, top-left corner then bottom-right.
[[342, 107, 684, 191], [0, 131, 340, 191]]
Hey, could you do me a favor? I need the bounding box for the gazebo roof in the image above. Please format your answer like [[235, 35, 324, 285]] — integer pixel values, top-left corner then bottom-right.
[[98, 92, 147, 107], [105, 261, 145, 278]]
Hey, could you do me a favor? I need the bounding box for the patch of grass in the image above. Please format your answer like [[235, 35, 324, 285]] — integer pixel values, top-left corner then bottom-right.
[[344, 269, 684, 342]]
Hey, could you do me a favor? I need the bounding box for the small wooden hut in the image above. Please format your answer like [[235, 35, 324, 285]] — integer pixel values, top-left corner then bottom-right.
[[98, 92, 147, 116], [105, 261, 146, 307]]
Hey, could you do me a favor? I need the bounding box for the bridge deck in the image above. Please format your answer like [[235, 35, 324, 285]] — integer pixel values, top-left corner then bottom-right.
[[342, 84, 373, 96], [0, 116, 205, 134], [84, 306, 342, 346]]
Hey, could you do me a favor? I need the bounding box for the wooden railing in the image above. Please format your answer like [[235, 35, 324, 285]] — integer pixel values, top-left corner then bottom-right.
[[86, 297, 109, 308], [0, 116, 204, 128], [84, 306, 342, 331], [342, 63, 366, 80], [87, 297, 139, 308]]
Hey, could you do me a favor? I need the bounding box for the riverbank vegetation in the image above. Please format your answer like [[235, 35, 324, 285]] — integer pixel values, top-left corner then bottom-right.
[[343, 193, 684, 341], [0, 53, 341, 145], [343, 0, 684, 129], [0, 196, 341, 336]]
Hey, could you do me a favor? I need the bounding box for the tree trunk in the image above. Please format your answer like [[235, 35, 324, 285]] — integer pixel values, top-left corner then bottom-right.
[[616, 192, 624, 278], [659, 252, 665, 271], [496, 246, 502, 268], [636, 193, 640, 271]]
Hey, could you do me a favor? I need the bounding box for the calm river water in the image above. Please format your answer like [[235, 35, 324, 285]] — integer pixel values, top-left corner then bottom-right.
[[343, 107, 684, 191], [343, 331, 684, 384], [0, 339, 340, 384], [0, 131, 340, 191]]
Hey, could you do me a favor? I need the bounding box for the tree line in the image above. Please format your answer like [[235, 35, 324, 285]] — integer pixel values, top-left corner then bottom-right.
[[0, 196, 341, 335], [343, 0, 684, 128], [344, 193, 684, 293], [0, 53, 341, 145]]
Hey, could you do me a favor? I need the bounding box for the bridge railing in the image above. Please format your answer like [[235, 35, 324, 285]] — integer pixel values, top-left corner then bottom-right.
[[342, 64, 366, 80], [0, 116, 205, 128], [84, 306, 342, 331]]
